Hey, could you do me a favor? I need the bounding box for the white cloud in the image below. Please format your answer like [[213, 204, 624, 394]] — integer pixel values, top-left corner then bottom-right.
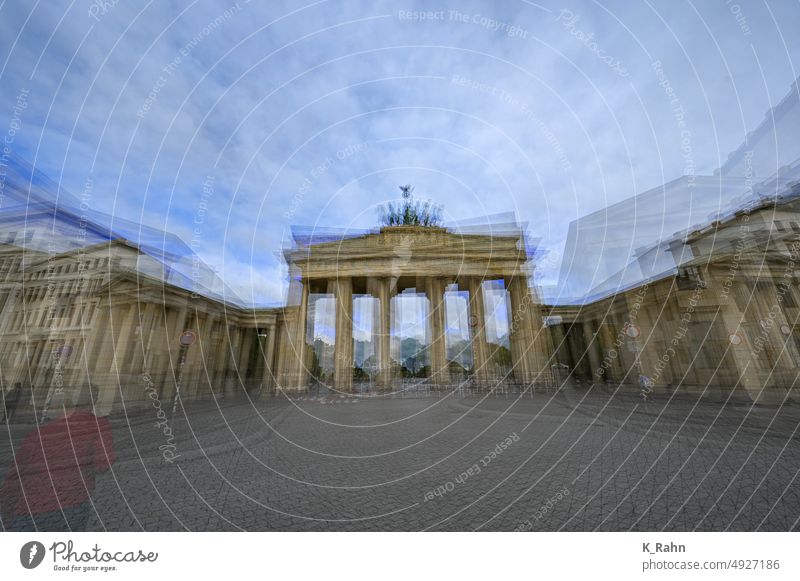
[[1, 0, 798, 304]]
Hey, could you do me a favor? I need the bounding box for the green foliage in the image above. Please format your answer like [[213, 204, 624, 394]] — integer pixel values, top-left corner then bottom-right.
[[378, 184, 443, 227], [308, 348, 323, 380], [490, 344, 512, 368]]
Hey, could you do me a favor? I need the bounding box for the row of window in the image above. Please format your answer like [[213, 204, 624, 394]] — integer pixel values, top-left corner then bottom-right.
[[24, 257, 110, 280], [0, 339, 82, 371], [6, 302, 92, 331], [774, 221, 800, 234], [0, 256, 22, 271], [20, 278, 101, 303]]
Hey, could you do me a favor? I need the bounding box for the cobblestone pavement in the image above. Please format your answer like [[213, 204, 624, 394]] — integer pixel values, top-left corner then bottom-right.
[[2, 384, 799, 531]]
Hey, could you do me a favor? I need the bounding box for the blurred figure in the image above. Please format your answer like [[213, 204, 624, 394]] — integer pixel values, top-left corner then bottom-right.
[[638, 373, 652, 402], [0, 383, 22, 424], [0, 384, 115, 531]]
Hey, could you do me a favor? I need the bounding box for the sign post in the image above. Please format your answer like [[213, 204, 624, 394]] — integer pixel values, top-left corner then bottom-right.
[[173, 331, 196, 414]]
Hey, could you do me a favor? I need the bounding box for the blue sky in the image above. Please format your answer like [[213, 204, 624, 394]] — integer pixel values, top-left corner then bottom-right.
[[1, 0, 798, 305]]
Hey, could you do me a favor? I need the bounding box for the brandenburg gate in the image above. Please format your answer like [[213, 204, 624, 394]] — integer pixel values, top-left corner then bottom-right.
[[274, 222, 551, 392]]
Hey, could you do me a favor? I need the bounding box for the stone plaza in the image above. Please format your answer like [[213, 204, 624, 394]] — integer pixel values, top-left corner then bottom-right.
[[2, 386, 795, 532]]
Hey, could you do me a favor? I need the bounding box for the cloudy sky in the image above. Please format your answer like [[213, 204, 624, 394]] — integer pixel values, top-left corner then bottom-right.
[[1, 0, 798, 306]]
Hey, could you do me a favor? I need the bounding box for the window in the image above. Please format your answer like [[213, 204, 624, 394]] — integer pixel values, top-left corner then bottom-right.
[[677, 266, 706, 290]]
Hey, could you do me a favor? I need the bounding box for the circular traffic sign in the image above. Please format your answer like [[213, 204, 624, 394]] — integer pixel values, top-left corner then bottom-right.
[[180, 331, 197, 346]]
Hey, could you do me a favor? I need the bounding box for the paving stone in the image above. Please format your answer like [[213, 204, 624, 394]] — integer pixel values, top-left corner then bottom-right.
[[1, 387, 798, 530]]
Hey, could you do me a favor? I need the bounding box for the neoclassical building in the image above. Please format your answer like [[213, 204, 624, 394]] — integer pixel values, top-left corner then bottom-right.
[[546, 77, 800, 405], [549, 176, 800, 405], [0, 156, 279, 417], [5, 176, 800, 416], [0, 167, 552, 416], [0, 236, 279, 417], [4, 74, 800, 415], [275, 223, 551, 393]]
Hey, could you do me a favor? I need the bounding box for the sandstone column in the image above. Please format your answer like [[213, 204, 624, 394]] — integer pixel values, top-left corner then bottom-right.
[[581, 320, 602, 381], [293, 280, 311, 391], [467, 277, 490, 387], [261, 325, 277, 394], [378, 278, 393, 389], [595, 319, 618, 382], [368, 277, 393, 389], [330, 277, 353, 392], [716, 282, 778, 403], [85, 303, 111, 380], [119, 302, 157, 402], [425, 277, 449, 386], [99, 303, 138, 415], [211, 320, 230, 396], [85, 304, 119, 411], [506, 276, 531, 384], [139, 302, 160, 374], [161, 303, 189, 401], [238, 328, 253, 372], [236, 327, 249, 372], [510, 275, 552, 386], [224, 323, 240, 394]]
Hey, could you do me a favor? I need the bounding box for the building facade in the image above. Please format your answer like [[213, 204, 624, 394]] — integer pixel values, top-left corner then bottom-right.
[[5, 188, 800, 416], [0, 238, 278, 417], [4, 76, 800, 415], [277, 223, 552, 393], [549, 189, 800, 404], [1, 215, 552, 417]]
